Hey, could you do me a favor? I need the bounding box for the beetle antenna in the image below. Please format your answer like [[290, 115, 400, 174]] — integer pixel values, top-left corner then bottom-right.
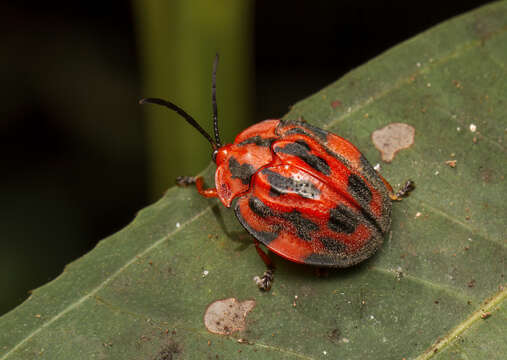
[[212, 53, 222, 148], [139, 97, 217, 150]]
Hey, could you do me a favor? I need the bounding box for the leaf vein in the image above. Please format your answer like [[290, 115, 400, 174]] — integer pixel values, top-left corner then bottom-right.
[[0, 205, 213, 360]]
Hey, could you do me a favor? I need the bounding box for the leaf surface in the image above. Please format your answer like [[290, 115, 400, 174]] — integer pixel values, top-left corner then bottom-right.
[[1, 3, 506, 359]]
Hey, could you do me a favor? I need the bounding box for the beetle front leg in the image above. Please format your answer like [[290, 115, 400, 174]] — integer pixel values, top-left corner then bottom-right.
[[252, 240, 275, 291], [176, 176, 218, 198]]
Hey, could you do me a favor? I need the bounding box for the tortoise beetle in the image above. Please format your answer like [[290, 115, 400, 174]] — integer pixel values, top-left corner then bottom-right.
[[140, 55, 414, 291]]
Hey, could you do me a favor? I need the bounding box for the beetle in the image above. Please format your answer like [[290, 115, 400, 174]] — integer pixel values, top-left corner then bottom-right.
[[140, 54, 414, 291]]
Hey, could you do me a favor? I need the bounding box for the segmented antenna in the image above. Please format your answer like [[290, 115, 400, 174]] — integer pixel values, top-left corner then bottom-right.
[[212, 53, 221, 148], [138, 97, 217, 150]]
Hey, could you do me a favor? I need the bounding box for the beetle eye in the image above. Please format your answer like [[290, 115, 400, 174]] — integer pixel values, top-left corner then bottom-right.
[[212, 149, 219, 162]]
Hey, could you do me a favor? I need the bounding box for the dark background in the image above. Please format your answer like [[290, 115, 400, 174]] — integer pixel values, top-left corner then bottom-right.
[[0, 1, 491, 315]]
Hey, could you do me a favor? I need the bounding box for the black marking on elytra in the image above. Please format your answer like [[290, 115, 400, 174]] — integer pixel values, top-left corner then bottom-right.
[[234, 199, 279, 245], [304, 253, 341, 267], [284, 127, 309, 137], [359, 155, 384, 190], [348, 174, 372, 206], [360, 155, 377, 179], [243, 196, 319, 243], [248, 196, 274, 218], [238, 135, 276, 148], [358, 155, 392, 233], [229, 157, 255, 185], [320, 237, 347, 253], [281, 210, 319, 242], [269, 186, 283, 198], [274, 142, 331, 175], [359, 206, 384, 235], [328, 205, 358, 234], [303, 122, 329, 143], [262, 169, 321, 199], [280, 120, 329, 143], [248, 194, 319, 242], [295, 139, 311, 151]]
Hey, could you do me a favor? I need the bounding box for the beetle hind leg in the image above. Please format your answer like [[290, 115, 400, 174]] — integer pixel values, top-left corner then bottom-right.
[[252, 240, 275, 291], [376, 173, 415, 201]]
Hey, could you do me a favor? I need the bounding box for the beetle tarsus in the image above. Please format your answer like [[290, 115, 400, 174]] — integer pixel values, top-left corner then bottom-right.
[[176, 176, 197, 187], [253, 268, 274, 291], [392, 180, 415, 200]]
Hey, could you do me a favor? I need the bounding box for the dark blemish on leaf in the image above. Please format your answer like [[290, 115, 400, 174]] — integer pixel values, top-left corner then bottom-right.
[[154, 341, 182, 360], [204, 298, 256, 335], [328, 328, 342, 344], [371, 123, 415, 162], [479, 167, 501, 184]]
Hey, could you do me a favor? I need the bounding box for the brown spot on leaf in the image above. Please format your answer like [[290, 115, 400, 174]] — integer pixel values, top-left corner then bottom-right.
[[331, 100, 342, 108], [479, 167, 501, 184], [204, 298, 256, 335], [371, 123, 415, 162]]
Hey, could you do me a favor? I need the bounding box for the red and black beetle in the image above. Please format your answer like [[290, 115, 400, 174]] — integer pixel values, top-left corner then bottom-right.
[[140, 55, 413, 290]]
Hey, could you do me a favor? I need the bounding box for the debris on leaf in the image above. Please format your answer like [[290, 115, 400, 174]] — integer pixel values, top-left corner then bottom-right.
[[371, 123, 415, 162], [480, 311, 491, 320], [445, 160, 457, 168], [204, 298, 256, 335]]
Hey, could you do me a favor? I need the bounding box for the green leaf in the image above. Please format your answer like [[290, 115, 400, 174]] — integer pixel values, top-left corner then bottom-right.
[[1, 3, 506, 359]]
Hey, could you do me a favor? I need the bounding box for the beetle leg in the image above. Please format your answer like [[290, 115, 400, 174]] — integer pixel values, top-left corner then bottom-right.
[[394, 180, 415, 200], [252, 240, 275, 291], [176, 176, 218, 198], [376, 173, 415, 201]]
